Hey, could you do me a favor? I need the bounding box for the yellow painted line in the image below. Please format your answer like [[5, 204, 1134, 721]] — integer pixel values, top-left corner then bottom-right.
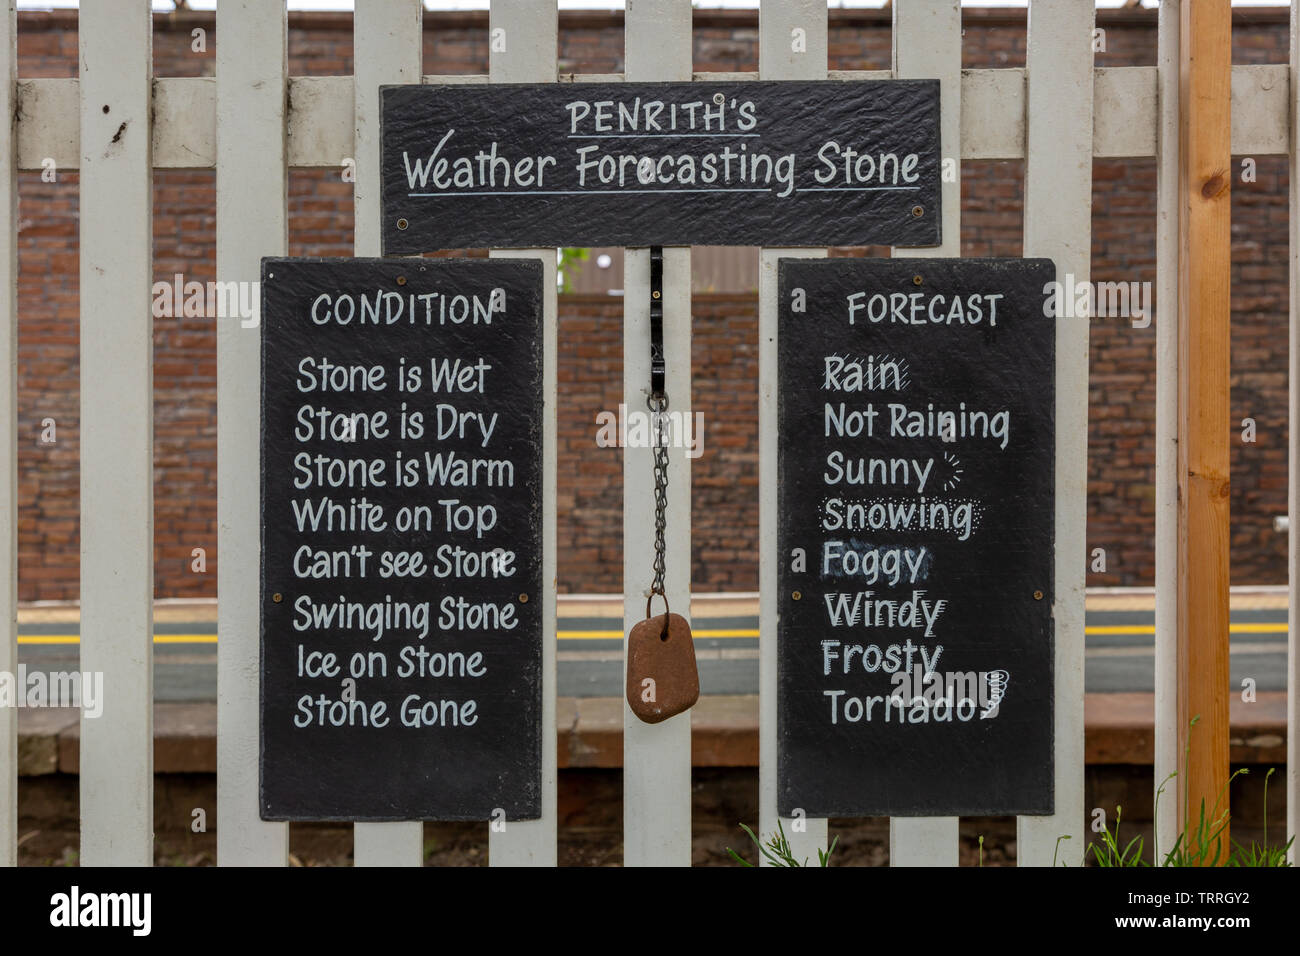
[[563, 625, 1284, 640], [24, 629, 765, 644], [556, 628, 761, 640], [1085, 623, 1287, 636], [18, 634, 218, 646], [16, 624, 1286, 646]]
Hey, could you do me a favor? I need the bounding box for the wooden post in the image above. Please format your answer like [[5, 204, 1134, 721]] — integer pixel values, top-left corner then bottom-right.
[[1177, 0, 1231, 857]]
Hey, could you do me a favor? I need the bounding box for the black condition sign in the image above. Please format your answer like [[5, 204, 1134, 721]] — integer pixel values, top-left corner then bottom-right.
[[260, 257, 544, 821], [380, 81, 941, 251], [777, 257, 1056, 817]]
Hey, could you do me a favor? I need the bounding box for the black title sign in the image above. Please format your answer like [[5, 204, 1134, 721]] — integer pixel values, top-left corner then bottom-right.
[[777, 257, 1056, 818], [380, 81, 941, 251], [260, 257, 544, 822]]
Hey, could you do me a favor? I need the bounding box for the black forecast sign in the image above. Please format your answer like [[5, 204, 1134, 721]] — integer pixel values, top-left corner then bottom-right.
[[380, 80, 941, 251], [260, 257, 544, 822], [776, 257, 1056, 818]]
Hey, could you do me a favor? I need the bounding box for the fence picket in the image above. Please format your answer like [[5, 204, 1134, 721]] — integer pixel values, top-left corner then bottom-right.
[[0, 0, 15, 869], [621, 0, 694, 869], [77, 0, 155, 867], [1288, 0, 1300, 865], [1154, 0, 1181, 862], [888, 0, 963, 870], [350, 0, 426, 870], [757, 0, 829, 867], [216, 0, 290, 867], [1016, 0, 1094, 867], [487, 0, 559, 867]]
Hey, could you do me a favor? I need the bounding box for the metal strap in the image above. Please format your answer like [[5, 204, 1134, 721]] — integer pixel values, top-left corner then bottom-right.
[[649, 246, 665, 400]]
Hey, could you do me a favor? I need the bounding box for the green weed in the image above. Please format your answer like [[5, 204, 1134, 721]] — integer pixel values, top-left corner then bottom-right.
[[1226, 768, 1294, 867], [1072, 716, 1293, 867], [726, 819, 838, 867]]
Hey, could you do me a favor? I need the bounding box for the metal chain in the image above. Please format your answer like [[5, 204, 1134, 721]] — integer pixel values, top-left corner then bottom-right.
[[649, 392, 669, 600]]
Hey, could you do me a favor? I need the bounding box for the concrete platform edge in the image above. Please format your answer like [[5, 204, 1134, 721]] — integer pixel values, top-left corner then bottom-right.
[[13, 692, 1288, 776]]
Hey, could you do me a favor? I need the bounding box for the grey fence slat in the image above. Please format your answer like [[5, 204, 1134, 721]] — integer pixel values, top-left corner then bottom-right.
[[215, 0, 290, 867]]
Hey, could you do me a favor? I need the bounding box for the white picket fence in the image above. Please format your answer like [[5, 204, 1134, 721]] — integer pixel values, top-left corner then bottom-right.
[[0, 0, 1296, 866]]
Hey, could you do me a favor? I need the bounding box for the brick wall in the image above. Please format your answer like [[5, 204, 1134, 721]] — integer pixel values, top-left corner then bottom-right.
[[11, 9, 1292, 600]]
